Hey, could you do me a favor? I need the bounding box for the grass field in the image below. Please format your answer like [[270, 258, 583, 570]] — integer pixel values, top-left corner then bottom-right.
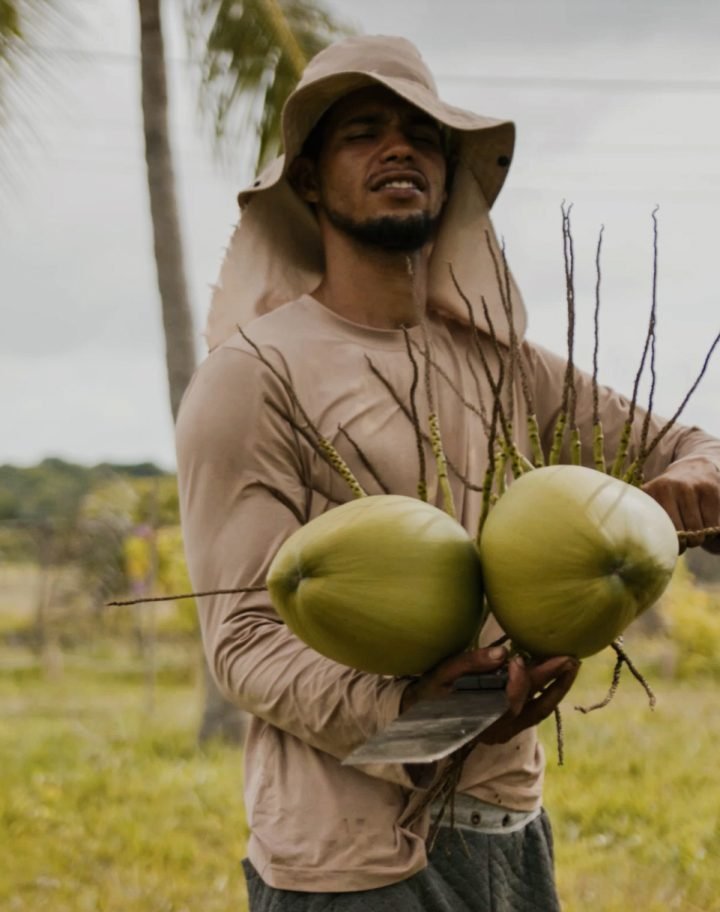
[[1, 638, 719, 910]]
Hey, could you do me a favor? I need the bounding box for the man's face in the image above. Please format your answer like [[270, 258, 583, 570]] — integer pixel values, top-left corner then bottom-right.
[[296, 86, 449, 252]]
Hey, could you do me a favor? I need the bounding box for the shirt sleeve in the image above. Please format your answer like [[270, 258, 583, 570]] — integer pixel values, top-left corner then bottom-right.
[[175, 343, 417, 787], [523, 340, 720, 478]]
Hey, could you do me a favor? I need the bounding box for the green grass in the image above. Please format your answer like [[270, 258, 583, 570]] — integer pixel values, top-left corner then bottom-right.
[[542, 650, 720, 912], [0, 659, 249, 912], [1, 642, 719, 911]]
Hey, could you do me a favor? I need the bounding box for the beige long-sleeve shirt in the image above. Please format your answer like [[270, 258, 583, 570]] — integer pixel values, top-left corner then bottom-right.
[[176, 294, 720, 891]]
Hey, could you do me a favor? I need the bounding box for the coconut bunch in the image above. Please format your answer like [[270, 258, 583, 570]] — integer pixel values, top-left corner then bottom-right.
[[260, 207, 718, 691]]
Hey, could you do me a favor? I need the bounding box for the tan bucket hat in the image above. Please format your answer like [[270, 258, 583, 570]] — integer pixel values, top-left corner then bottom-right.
[[206, 35, 526, 350]]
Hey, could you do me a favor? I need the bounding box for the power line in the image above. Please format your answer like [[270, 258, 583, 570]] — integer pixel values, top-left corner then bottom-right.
[[18, 43, 720, 94]]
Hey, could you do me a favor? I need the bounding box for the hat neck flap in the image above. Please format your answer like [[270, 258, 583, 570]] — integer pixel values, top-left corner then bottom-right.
[[205, 166, 526, 352]]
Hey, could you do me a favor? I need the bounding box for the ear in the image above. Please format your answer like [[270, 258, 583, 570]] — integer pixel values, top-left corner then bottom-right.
[[288, 156, 320, 204]]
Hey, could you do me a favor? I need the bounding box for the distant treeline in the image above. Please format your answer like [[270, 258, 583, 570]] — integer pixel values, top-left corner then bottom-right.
[[0, 458, 173, 523]]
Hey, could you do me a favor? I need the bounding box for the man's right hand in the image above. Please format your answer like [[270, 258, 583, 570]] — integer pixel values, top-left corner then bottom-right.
[[400, 646, 580, 745]]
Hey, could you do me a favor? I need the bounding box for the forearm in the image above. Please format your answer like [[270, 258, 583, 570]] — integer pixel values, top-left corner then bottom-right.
[[205, 599, 406, 758]]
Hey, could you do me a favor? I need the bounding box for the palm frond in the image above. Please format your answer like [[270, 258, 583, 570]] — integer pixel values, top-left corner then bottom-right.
[[0, 1, 79, 191], [185, 0, 354, 174]]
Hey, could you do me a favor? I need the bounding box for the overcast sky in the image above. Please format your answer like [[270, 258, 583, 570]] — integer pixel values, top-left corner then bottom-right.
[[2, 0, 719, 469]]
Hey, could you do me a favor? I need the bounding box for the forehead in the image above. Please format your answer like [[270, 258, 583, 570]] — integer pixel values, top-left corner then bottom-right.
[[322, 84, 440, 130]]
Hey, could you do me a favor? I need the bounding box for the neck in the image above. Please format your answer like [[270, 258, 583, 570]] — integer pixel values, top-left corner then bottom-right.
[[312, 229, 431, 329]]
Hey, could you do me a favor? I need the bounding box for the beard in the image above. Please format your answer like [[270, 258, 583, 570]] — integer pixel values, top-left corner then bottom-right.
[[322, 206, 441, 252]]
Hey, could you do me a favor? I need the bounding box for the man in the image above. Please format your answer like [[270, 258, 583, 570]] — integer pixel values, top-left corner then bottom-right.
[[176, 35, 720, 910]]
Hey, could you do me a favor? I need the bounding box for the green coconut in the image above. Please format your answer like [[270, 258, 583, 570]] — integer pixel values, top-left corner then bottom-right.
[[267, 494, 486, 675], [479, 465, 679, 658]]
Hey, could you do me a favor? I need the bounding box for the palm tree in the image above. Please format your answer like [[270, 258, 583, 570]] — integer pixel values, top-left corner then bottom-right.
[[138, 0, 198, 422], [0, 1, 70, 149], [140, 0, 350, 743], [186, 0, 350, 170]]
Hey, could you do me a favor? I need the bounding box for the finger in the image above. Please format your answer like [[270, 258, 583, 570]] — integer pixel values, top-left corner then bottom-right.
[[699, 479, 720, 526], [430, 645, 508, 688], [677, 492, 705, 545], [481, 678, 573, 744], [526, 655, 579, 693], [505, 655, 531, 716], [480, 660, 580, 744], [643, 481, 684, 532], [516, 662, 581, 729]]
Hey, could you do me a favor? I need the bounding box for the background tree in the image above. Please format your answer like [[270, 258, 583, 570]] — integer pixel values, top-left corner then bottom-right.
[[140, 0, 350, 743], [185, 0, 350, 170], [2, 0, 350, 742], [138, 0, 198, 422]]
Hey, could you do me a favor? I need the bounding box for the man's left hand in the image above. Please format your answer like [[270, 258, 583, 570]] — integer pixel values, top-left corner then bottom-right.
[[642, 455, 720, 553]]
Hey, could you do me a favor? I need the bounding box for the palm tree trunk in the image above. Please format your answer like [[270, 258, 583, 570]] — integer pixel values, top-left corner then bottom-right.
[[138, 0, 196, 421], [138, 0, 243, 743]]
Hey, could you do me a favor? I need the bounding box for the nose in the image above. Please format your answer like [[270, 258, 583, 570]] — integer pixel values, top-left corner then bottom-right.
[[378, 125, 415, 163]]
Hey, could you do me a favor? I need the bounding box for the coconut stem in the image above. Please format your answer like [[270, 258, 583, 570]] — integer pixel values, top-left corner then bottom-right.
[[554, 707, 565, 766], [632, 209, 661, 485], [420, 323, 457, 519], [527, 414, 545, 469], [337, 424, 390, 495], [483, 235, 518, 424], [485, 235, 546, 469], [478, 295, 528, 480], [238, 327, 367, 499], [501, 240, 542, 460], [477, 386, 503, 545], [402, 326, 429, 501], [608, 219, 662, 480], [634, 329, 720, 469], [412, 338, 490, 432], [549, 203, 580, 466], [365, 356, 485, 493], [593, 422, 607, 474], [107, 586, 267, 607], [592, 227, 608, 474], [448, 267, 512, 453], [611, 639, 656, 709], [548, 412, 568, 466], [678, 525, 720, 545], [575, 651, 623, 714]]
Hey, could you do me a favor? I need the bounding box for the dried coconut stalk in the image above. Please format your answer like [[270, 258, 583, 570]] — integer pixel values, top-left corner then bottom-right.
[[631, 329, 720, 476], [554, 707, 565, 766], [337, 425, 391, 495], [401, 327, 429, 501], [631, 208, 662, 484], [238, 327, 367, 499], [264, 399, 359, 504], [107, 586, 267, 607], [483, 233, 518, 427], [611, 639, 656, 709], [487, 232, 547, 468], [478, 295, 530, 478], [448, 266, 510, 433], [411, 337, 490, 432], [678, 525, 720, 545], [608, 238, 662, 479], [575, 650, 623, 714], [550, 204, 580, 465], [365, 356, 485, 493], [592, 226, 607, 472], [419, 323, 457, 519]]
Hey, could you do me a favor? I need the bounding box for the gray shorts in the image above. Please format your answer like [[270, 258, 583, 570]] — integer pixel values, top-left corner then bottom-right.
[[242, 801, 560, 912]]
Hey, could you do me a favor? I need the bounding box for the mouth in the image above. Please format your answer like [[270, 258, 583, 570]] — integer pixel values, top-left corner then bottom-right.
[[370, 170, 427, 193]]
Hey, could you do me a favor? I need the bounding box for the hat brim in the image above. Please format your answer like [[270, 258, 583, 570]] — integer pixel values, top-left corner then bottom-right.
[[239, 71, 515, 211]]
